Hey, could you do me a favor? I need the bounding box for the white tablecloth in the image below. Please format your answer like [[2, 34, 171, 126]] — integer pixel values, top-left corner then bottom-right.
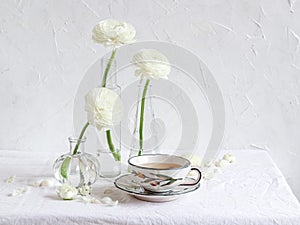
[[0, 149, 300, 225]]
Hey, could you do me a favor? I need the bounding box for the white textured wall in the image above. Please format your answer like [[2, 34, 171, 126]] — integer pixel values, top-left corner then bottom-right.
[[1, 0, 300, 199]]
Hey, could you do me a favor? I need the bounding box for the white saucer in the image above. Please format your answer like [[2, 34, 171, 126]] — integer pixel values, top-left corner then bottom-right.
[[114, 174, 200, 202]]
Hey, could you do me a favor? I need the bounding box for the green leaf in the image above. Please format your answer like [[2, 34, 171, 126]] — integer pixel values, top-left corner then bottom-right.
[[60, 156, 71, 179]]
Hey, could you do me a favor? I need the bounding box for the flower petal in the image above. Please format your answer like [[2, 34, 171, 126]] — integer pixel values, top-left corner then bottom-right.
[[223, 154, 236, 163], [9, 187, 29, 197], [5, 175, 16, 184], [100, 197, 118, 206]]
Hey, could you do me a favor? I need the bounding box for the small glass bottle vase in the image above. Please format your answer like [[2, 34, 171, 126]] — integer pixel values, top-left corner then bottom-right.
[[96, 57, 122, 178], [130, 81, 160, 158], [53, 137, 99, 188]]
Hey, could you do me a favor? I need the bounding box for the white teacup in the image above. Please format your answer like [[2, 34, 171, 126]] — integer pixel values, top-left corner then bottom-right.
[[128, 154, 202, 192]]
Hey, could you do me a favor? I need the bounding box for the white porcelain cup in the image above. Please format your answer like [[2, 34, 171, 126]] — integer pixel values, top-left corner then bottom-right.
[[128, 154, 202, 192]]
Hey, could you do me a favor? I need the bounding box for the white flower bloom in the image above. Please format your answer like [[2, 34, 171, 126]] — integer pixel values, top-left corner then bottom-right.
[[56, 184, 78, 200], [223, 154, 236, 163], [85, 87, 123, 131], [78, 184, 92, 196], [132, 49, 171, 80], [92, 19, 136, 47]]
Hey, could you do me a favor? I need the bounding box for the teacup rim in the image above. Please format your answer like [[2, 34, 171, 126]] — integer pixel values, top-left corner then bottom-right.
[[128, 154, 191, 170]]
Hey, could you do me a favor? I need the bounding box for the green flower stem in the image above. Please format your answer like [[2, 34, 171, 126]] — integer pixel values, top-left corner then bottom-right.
[[102, 48, 116, 88], [72, 122, 89, 154], [101, 48, 120, 161], [106, 130, 121, 161], [138, 79, 150, 156]]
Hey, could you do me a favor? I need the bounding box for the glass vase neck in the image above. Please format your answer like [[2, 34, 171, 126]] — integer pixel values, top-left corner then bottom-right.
[[68, 136, 86, 154]]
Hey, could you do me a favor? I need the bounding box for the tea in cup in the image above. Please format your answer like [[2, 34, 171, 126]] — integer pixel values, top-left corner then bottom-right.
[[128, 154, 201, 192]]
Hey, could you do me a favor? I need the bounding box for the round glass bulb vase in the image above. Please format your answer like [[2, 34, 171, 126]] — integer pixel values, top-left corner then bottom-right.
[[53, 137, 99, 188]]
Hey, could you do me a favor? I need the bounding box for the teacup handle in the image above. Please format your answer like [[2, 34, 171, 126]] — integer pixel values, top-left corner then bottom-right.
[[179, 167, 202, 186]]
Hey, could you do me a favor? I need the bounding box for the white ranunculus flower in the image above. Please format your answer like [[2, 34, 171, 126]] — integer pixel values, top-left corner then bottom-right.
[[132, 49, 171, 80], [92, 19, 136, 47], [56, 184, 78, 200], [85, 87, 123, 131], [78, 184, 92, 196]]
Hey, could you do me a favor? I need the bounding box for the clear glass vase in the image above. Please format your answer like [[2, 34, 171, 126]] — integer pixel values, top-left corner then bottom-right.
[[53, 137, 99, 188], [130, 80, 160, 157], [97, 148, 121, 178], [96, 57, 122, 177]]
